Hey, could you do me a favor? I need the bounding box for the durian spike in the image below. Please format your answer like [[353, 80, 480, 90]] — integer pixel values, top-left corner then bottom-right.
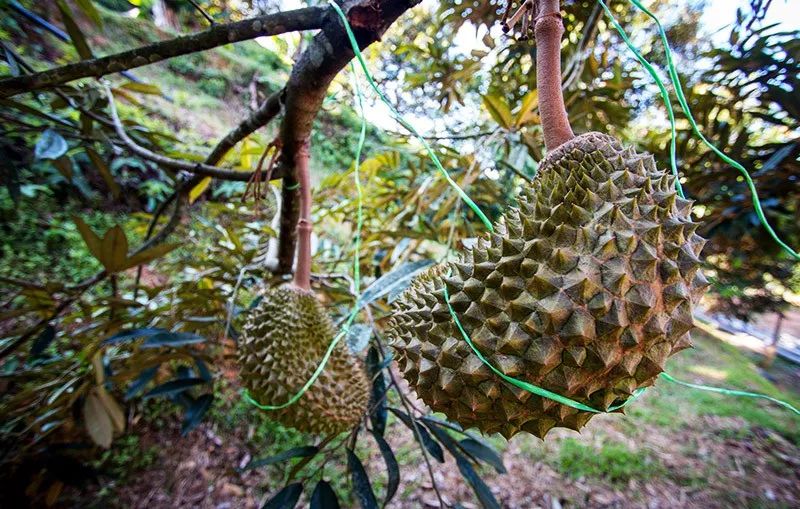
[[534, 0, 574, 150]]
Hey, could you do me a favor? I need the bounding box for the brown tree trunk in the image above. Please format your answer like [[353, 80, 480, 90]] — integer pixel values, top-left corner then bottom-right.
[[759, 312, 783, 368]]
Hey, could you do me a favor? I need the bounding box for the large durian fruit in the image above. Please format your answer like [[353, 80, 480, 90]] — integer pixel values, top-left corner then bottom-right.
[[388, 132, 708, 439], [238, 285, 370, 434]]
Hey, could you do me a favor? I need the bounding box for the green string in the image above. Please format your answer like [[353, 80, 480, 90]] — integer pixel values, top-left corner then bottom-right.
[[442, 272, 646, 413], [659, 372, 800, 415], [327, 0, 494, 233], [596, 0, 684, 198], [600, 0, 799, 261]]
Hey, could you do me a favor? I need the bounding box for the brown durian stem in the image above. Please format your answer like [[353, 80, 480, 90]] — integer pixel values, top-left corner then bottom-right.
[[534, 0, 574, 150], [292, 139, 313, 291]]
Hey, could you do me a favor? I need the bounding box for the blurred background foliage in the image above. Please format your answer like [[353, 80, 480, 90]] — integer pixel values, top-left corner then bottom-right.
[[0, 0, 798, 506]]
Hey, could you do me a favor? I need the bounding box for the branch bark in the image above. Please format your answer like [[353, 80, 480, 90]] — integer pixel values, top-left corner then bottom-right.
[[276, 0, 421, 274], [0, 7, 326, 98], [105, 83, 289, 181]]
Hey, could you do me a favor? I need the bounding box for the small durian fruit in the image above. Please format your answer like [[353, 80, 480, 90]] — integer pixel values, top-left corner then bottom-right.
[[388, 132, 709, 439], [238, 285, 369, 434]]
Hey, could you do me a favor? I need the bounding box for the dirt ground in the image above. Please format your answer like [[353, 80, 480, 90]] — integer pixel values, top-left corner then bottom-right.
[[76, 338, 800, 509]]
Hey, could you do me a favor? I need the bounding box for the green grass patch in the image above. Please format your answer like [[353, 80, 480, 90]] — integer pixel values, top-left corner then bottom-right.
[[554, 438, 663, 484]]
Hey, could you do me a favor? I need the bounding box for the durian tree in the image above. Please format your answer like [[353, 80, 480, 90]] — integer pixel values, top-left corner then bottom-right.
[[0, 0, 797, 506]]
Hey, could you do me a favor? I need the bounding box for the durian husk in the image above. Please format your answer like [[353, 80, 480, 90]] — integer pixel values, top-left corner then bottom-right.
[[388, 132, 709, 439], [238, 286, 369, 434]]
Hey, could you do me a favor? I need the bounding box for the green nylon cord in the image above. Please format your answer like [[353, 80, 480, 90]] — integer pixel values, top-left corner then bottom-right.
[[659, 372, 800, 415], [442, 273, 646, 413], [327, 0, 494, 232], [601, 0, 798, 261], [596, 0, 684, 198], [629, 0, 798, 260]]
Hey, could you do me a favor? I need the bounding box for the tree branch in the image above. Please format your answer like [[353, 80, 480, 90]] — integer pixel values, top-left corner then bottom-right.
[[104, 83, 288, 181], [0, 7, 327, 98], [205, 89, 285, 165], [275, 0, 421, 274]]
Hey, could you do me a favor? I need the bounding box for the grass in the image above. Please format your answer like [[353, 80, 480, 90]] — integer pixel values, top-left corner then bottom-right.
[[554, 438, 663, 484]]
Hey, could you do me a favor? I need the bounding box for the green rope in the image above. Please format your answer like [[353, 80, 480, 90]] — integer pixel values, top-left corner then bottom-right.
[[601, 0, 799, 261], [442, 271, 646, 413], [659, 372, 800, 415], [327, 0, 494, 232], [596, 0, 684, 198]]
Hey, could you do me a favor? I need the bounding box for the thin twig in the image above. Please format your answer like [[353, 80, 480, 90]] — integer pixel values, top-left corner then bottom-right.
[[187, 0, 215, 25]]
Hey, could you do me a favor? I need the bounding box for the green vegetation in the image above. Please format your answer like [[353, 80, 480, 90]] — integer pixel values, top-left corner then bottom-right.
[[1, 0, 798, 507], [555, 438, 663, 484]]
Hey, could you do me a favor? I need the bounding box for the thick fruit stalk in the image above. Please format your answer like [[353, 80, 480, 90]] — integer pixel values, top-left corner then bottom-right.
[[535, 0, 574, 150]]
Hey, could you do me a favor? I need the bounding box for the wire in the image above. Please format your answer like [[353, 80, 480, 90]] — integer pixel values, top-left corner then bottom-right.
[[602, 0, 798, 260], [327, 0, 494, 232]]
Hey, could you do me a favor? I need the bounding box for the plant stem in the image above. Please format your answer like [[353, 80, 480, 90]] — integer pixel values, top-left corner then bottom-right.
[[292, 139, 313, 291], [535, 0, 574, 150]]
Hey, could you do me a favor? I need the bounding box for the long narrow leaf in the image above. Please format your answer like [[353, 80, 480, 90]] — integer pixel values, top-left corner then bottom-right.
[[262, 483, 303, 509], [141, 378, 204, 399], [371, 432, 399, 507], [347, 449, 378, 509], [241, 446, 319, 471], [310, 480, 340, 509]]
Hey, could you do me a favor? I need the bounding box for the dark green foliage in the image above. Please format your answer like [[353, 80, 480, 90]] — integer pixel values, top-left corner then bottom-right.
[[310, 480, 340, 509]]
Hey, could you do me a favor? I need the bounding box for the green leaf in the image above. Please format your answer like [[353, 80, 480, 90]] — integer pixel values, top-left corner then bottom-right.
[[345, 324, 371, 353], [310, 480, 340, 509], [75, 0, 103, 27], [458, 438, 506, 474], [123, 242, 180, 270], [482, 94, 513, 129], [359, 260, 434, 308], [141, 378, 205, 399], [366, 347, 387, 436], [101, 226, 129, 272], [30, 325, 56, 358], [388, 408, 444, 463], [241, 446, 319, 471], [83, 389, 112, 448], [105, 327, 167, 345], [455, 455, 500, 509], [189, 176, 212, 203], [263, 483, 303, 509], [347, 449, 378, 509], [55, 0, 93, 60], [181, 393, 213, 435], [423, 423, 500, 509], [119, 81, 163, 96], [514, 90, 539, 127], [140, 332, 205, 349], [85, 146, 121, 198], [371, 432, 399, 507], [35, 129, 68, 160], [125, 365, 158, 400]]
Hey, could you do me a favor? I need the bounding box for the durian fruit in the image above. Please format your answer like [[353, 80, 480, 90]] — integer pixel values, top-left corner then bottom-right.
[[238, 285, 370, 434], [388, 132, 709, 439]]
